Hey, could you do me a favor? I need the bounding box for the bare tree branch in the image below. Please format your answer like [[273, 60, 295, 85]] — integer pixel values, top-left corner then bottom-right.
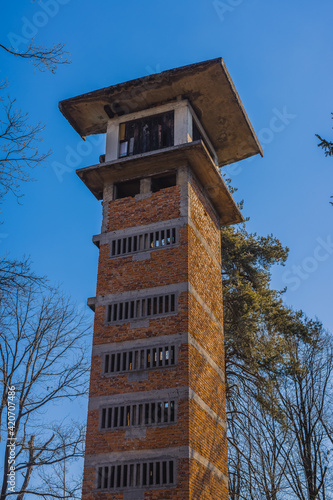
[[0, 278, 90, 499], [0, 95, 51, 203], [0, 41, 70, 74]]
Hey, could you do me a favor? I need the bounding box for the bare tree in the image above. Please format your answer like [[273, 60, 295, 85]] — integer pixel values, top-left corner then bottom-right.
[[0, 257, 43, 295], [228, 385, 291, 500], [0, 22, 85, 500], [35, 424, 86, 500], [0, 39, 70, 205], [0, 81, 50, 203], [0, 278, 90, 499], [276, 330, 333, 500], [227, 324, 333, 500]]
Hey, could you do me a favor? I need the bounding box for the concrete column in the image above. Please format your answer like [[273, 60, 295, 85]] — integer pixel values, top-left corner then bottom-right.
[[140, 177, 151, 194], [178, 165, 190, 218], [101, 182, 114, 232], [177, 165, 189, 186], [174, 103, 192, 146], [105, 119, 120, 161]]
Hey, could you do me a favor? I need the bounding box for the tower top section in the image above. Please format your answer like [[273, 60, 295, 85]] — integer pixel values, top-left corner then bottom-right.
[[59, 57, 262, 166]]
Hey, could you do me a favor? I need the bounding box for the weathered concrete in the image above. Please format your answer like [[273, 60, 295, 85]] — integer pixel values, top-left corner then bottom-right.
[[59, 57, 262, 166], [75, 142, 243, 226]]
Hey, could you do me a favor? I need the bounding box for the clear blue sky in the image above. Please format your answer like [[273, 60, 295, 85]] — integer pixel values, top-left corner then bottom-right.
[[1, 0, 332, 335]]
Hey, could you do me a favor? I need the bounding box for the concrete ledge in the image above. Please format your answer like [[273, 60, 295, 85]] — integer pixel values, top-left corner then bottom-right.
[[87, 297, 96, 312], [132, 252, 151, 261], [188, 283, 223, 332], [123, 491, 144, 500], [125, 428, 146, 440], [89, 387, 188, 410], [92, 282, 187, 305], [92, 332, 187, 355], [93, 216, 188, 245], [129, 319, 150, 329], [188, 334, 225, 382], [128, 370, 149, 382]]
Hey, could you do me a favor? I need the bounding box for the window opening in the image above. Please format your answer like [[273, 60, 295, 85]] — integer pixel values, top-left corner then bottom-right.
[[114, 179, 141, 199], [151, 172, 177, 193], [119, 111, 174, 158]]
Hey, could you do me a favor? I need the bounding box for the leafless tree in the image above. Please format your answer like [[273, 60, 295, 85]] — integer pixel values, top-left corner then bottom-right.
[[0, 23, 85, 500], [228, 385, 291, 500], [0, 80, 50, 203], [275, 331, 333, 500], [0, 29, 71, 315], [0, 278, 90, 499], [0, 39, 70, 204], [227, 327, 333, 500], [0, 257, 43, 295], [35, 424, 86, 500]]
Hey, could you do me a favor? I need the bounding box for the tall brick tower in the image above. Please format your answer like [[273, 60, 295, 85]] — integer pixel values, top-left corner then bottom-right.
[[59, 58, 262, 500]]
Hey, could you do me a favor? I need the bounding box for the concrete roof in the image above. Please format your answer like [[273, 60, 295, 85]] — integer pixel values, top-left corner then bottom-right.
[[76, 140, 244, 226], [59, 58, 262, 167]]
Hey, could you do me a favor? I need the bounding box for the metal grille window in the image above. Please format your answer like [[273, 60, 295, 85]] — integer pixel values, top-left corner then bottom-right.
[[101, 400, 176, 430], [110, 227, 178, 257], [107, 293, 177, 324], [104, 345, 176, 374], [119, 111, 174, 158], [97, 459, 175, 490]]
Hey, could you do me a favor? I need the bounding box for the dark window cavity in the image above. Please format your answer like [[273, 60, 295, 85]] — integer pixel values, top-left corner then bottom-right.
[[119, 111, 174, 158], [151, 173, 177, 193], [192, 118, 202, 142], [114, 179, 141, 200]]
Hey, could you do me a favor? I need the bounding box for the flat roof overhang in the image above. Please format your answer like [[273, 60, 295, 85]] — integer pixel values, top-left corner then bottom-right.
[[59, 58, 262, 167], [76, 140, 244, 226]]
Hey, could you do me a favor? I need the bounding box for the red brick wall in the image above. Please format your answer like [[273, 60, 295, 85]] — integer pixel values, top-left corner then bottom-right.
[[87, 343, 189, 399], [96, 225, 188, 295], [82, 170, 228, 500], [91, 291, 188, 346], [107, 186, 181, 232], [85, 400, 190, 456], [82, 459, 227, 500]]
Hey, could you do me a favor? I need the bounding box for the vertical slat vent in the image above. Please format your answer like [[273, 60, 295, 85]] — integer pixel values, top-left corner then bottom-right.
[[104, 345, 176, 374], [107, 293, 177, 324], [101, 400, 176, 429], [97, 460, 175, 490], [110, 227, 178, 257]]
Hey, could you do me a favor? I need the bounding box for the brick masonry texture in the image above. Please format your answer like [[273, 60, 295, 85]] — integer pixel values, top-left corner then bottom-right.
[[188, 225, 223, 320], [85, 399, 190, 456], [87, 344, 189, 398], [96, 226, 188, 295], [188, 176, 221, 262], [107, 186, 181, 232], [82, 169, 228, 500], [188, 294, 225, 370]]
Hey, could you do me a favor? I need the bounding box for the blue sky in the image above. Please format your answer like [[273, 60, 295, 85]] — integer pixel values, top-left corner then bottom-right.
[[1, 0, 333, 336]]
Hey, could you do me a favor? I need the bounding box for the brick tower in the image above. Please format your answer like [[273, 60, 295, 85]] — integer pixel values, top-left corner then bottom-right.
[[59, 58, 262, 500]]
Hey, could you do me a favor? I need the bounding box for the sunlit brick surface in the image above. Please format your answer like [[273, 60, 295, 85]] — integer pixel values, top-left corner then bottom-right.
[[82, 174, 228, 500]]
